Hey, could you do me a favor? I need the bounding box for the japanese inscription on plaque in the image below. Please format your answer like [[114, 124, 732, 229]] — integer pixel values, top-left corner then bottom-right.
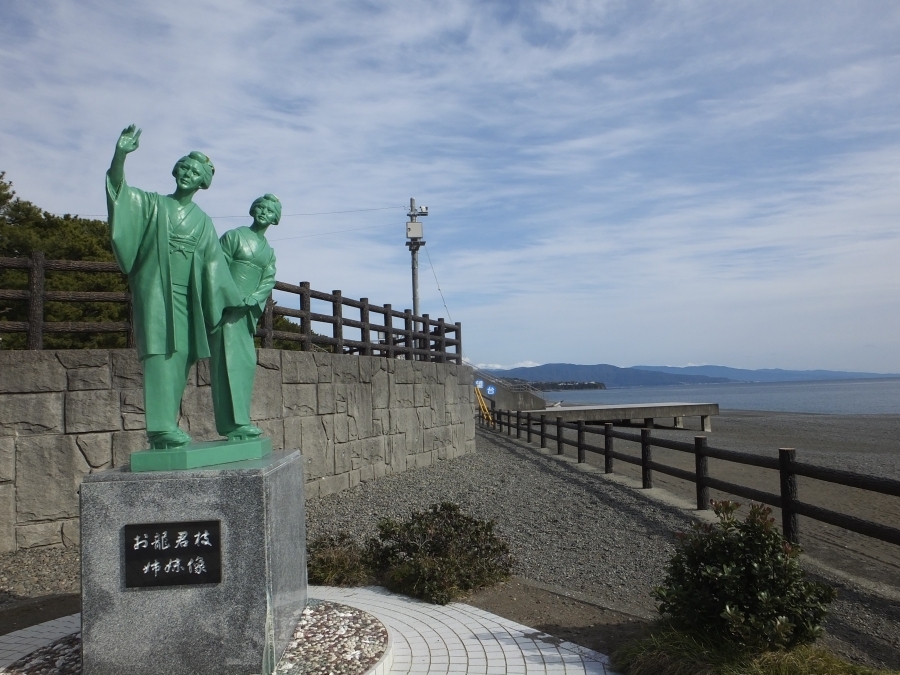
[[123, 521, 222, 588]]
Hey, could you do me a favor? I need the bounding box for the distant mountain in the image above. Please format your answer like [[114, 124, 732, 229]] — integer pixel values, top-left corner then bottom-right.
[[485, 363, 731, 388], [633, 365, 900, 383]]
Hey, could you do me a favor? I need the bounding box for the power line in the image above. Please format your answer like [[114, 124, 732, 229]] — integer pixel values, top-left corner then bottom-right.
[[268, 223, 390, 241], [50, 205, 405, 219], [217, 206, 404, 219], [424, 245, 453, 324]]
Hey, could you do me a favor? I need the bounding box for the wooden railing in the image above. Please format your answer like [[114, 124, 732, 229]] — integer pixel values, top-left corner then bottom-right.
[[264, 280, 461, 362], [483, 408, 900, 549], [0, 252, 462, 363]]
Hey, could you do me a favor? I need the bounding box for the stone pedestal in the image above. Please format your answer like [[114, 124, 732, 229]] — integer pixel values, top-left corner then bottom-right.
[[80, 451, 307, 675], [130, 436, 273, 472]]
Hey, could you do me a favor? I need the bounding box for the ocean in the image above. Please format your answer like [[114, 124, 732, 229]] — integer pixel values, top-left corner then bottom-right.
[[548, 377, 900, 415]]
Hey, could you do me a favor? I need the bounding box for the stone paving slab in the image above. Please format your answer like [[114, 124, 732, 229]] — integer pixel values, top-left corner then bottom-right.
[[0, 614, 81, 668], [311, 586, 621, 675], [0, 586, 622, 674]]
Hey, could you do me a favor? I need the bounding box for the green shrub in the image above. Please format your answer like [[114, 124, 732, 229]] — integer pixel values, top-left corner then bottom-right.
[[611, 621, 893, 675], [653, 500, 836, 651], [307, 533, 373, 586], [366, 502, 515, 604]]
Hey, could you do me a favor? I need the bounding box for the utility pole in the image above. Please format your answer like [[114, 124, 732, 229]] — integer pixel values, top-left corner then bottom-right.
[[406, 198, 428, 359], [405, 197, 428, 317]]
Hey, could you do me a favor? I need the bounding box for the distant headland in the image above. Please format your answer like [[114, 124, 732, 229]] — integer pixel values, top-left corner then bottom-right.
[[485, 363, 900, 388]]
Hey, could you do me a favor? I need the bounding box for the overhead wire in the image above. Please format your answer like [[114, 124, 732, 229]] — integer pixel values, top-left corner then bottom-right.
[[50, 205, 405, 220], [268, 223, 389, 241], [216, 206, 404, 219], [424, 245, 453, 325]]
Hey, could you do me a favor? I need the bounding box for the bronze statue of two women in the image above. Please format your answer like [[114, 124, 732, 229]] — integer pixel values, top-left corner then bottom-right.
[[106, 124, 278, 452]]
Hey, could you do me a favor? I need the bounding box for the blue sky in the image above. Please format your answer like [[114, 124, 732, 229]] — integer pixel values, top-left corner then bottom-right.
[[2, 1, 899, 372]]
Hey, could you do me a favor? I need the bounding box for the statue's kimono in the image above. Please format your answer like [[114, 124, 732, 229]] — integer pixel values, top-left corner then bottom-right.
[[106, 176, 242, 359], [209, 226, 276, 436], [106, 175, 242, 442]]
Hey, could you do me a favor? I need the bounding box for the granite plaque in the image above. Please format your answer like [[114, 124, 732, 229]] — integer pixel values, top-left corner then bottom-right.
[[124, 520, 222, 588]]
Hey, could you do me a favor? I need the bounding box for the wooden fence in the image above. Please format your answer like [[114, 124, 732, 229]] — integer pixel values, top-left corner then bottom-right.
[[0, 251, 462, 363], [483, 408, 900, 549]]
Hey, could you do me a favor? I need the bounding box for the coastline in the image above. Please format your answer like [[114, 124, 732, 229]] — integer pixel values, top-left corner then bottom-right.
[[545, 376, 900, 415]]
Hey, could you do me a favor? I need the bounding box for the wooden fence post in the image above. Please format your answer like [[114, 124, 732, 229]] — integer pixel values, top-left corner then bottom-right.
[[526, 412, 532, 443], [262, 295, 274, 348], [780, 448, 799, 544], [507, 410, 512, 436], [604, 423, 614, 473], [422, 313, 430, 361], [540, 414, 547, 449], [299, 281, 311, 352], [437, 318, 447, 363], [491, 400, 497, 430], [577, 420, 586, 463], [516, 410, 521, 439], [453, 321, 462, 364], [404, 310, 413, 360], [332, 290, 344, 354], [360, 298, 371, 356], [641, 428, 652, 488], [126, 288, 136, 349], [557, 417, 564, 455], [695, 436, 709, 510], [383, 304, 394, 359], [27, 250, 44, 349]]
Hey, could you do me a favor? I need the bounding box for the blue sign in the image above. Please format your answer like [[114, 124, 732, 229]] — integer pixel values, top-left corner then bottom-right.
[[475, 380, 484, 389], [486, 385, 496, 396]]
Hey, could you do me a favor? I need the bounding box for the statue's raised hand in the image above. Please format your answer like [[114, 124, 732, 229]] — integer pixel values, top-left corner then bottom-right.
[[116, 125, 142, 154]]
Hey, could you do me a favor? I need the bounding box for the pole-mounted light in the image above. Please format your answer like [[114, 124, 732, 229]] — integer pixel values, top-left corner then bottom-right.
[[406, 197, 428, 318]]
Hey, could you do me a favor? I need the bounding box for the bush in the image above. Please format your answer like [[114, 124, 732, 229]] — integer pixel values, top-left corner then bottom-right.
[[653, 500, 836, 651], [366, 503, 515, 604], [611, 621, 891, 675], [307, 533, 373, 586]]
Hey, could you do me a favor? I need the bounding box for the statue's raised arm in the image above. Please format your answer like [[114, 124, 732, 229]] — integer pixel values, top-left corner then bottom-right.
[[108, 124, 142, 191], [104, 125, 243, 453]]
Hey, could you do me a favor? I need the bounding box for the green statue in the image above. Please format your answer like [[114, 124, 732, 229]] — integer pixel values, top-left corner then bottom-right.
[[208, 195, 280, 440], [106, 125, 245, 450]]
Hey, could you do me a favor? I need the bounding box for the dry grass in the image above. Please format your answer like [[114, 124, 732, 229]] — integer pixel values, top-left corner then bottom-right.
[[611, 622, 899, 675], [306, 533, 373, 587]]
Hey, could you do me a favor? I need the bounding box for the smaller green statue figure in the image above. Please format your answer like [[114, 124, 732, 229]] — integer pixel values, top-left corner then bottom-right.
[[208, 195, 280, 440], [106, 125, 244, 450]]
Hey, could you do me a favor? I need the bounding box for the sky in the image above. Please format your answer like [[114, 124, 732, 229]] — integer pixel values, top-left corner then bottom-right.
[[2, 1, 899, 373]]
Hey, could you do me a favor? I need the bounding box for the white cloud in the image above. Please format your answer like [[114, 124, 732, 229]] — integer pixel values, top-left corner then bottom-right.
[[2, 1, 900, 371]]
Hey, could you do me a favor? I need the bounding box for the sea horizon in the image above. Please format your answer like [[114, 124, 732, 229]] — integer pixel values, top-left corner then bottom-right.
[[545, 377, 900, 415]]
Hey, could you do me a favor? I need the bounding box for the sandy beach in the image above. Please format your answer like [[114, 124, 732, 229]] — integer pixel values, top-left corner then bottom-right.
[[552, 409, 900, 590]]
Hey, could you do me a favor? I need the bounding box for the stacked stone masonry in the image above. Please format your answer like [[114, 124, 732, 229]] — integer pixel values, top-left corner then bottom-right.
[[0, 349, 476, 553]]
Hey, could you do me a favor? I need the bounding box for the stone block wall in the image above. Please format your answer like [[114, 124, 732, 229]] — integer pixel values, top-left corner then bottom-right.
[[0, 349, 476, 553]]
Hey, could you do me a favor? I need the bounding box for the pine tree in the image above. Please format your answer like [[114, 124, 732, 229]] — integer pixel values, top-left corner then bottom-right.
[[1, 172, 130, 349]]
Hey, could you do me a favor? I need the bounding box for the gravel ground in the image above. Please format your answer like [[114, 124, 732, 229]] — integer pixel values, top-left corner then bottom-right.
[[306, 428, 697, 617], [0, 547, 80, 610]]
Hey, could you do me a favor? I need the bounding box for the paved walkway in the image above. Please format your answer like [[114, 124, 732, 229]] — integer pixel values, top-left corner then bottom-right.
[[0, 586, 620, 674], [0, 613, 81, 669]]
